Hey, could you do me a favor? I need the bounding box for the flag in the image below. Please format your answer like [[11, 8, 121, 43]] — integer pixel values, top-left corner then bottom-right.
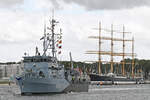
[[58, 51, 61, 54], [58, 40, 62, 44], [58, 46, 62, 49], [56, 44, 58, 47]]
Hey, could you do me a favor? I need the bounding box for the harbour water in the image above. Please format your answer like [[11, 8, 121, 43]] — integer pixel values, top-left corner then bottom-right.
[[0, 84, 150, 100]]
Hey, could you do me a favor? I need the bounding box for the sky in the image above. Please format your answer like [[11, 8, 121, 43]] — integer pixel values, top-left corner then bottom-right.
[[0, 0, 150, 62]]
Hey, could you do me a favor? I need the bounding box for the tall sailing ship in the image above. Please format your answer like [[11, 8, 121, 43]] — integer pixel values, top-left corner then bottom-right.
[[86, 23, 143, 84]]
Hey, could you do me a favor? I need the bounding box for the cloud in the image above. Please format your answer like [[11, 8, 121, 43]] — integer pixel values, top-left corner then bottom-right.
[[0, 9, 46, 62], [0, 0, 150, 62], [0, 0, 24, 8], [49, 0, 150, 10], [0, 11, 43, 43]]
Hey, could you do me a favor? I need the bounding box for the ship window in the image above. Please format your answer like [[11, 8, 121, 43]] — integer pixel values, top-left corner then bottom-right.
[[40, 59, 43, 62], [48, 67, 51, 69], [52, 66, 54, 69], [31, 59, 33, 62], [23, 59, 31, 62], [35, 59, 40, 62], [39, 71, 45, 78], [44, 59, 47, 62]]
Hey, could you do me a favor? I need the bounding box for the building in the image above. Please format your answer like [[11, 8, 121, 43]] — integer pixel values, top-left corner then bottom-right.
[[0, 63, 22, 78]]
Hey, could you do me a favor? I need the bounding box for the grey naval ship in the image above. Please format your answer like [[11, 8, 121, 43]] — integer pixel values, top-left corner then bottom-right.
[[16, 15, 89, 94]]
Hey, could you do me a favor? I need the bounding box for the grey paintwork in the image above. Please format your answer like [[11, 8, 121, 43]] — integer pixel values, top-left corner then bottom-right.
[[16, 56, 70, 93]]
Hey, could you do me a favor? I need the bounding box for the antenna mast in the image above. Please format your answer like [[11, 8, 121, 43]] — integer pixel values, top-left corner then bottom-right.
[[41, 11, 61, 58], [43, 19, 46, 56], [51, 15, 55, 57], [70, 52, 74, 70]]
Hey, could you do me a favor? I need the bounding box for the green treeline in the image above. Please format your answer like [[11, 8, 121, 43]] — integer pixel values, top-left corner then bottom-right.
[[60, 58, 150, 79], [1, 58, 150, 79]]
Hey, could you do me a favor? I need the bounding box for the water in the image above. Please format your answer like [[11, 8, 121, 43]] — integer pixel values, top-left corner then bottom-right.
[[0, 84, 150, 100]]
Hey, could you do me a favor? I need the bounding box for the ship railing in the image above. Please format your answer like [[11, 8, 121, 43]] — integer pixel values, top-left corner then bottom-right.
[[49, 73, 64, 79], [24, 72, 46, 79]]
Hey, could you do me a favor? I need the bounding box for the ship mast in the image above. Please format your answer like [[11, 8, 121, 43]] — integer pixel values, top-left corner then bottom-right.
[[122, 25, 125, 76], [86, 22, 136, 77], [132, 37, 135, 78], [110, 24, 114, 73], [51, 18, 56, 57], [41, 13, 61, 58], [98, 22, 101, 75], [43, 19, 46, 56]]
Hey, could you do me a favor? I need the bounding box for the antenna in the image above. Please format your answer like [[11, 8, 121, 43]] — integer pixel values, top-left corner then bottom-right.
[[69, 52, 74, 70], [52, 9, 54, 19], [43, 18, 46, 56], [44, 18, 46, 34]]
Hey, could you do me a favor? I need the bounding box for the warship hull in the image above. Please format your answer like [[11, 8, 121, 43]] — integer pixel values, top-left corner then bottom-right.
[[89, 74, 112, 81], [17, 77, 70, 94]]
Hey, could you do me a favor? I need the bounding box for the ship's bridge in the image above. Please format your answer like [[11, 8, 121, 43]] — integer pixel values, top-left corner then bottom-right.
[[23, 56, 56, 63]]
